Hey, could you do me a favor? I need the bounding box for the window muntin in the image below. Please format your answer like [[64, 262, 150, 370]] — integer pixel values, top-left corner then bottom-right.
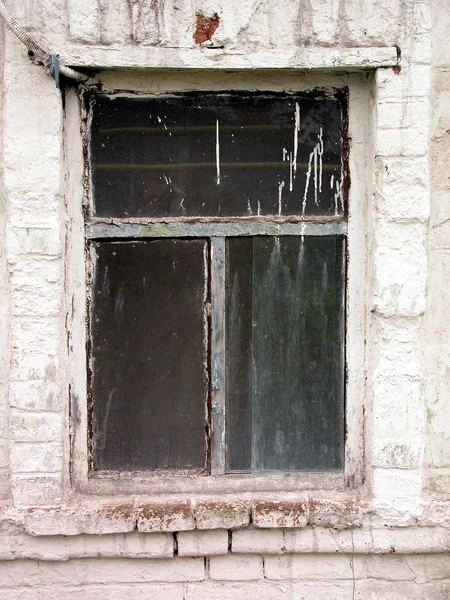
[[86, 90, 347, 476]]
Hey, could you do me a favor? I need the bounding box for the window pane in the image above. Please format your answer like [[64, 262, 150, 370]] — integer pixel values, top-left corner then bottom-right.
[[91, 94, 343, 218], [90, 239, 208, 472], [226, 236, 345, 472]]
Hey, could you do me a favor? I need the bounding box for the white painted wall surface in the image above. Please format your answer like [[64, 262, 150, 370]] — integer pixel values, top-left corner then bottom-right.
[[0, 0, 449, 597]]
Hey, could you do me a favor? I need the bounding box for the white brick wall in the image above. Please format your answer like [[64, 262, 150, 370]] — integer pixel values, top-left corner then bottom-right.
[[0, 0, 449, 595]]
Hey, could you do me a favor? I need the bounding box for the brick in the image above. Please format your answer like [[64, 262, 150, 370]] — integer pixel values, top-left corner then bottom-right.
[[373, 251, 426, 316], [10, 411, 62, 443], [10, 442, 62, 473], [408, 552, 450, 581], [372, 375, 425, 438], [372, 438, 422, 469], [11, 317, 61, 355], [373, 468, 422, 502], [9, 256, 62, 287], [76, 533, 174, 559], [0, 585, 185, 600], [185, 581, 295, 600], [376, 126, 428, 157], [376, 66, 431, 100], [372, 317, 422, 378], [7, 227, 61, 257], [0, 557, 205, 586], [252, 498, 308, 528], [374, 156, 429, 222], [377, 99, 429, 134], [232, 529, 284, 554], [137, 501, 194, 532], [284, 527, 372, 554], [410, 33, 432, 65], [430, 136, 450, 192], [12, 473, 62, 506], [431, 89, 450, 140], [365, 554, 419, 581], [12, 283, 62, 317], [0, 439, 9, 468], [195, 500, 250, 530], [369, 499, 424, 528], [308, 497, 363, 529], [371, 527, 450, 554], [372, 223, 427, 317], [264, 554, 364, 580], [99, 0, 132, 44], [67, 0, 100, 42], [80, 503, 136, 535], [0, 530, 174, 560], [8, 205, 61, 229], [356, 581, 450, 600], [178, 530, 228, 557], [0, 469, 9, 500], [10, 353, 59, 383], [23, 503, 136, 536], [419, 501, 450, 528], [9, 380, 62, 412], [209, 554, 262, 581]]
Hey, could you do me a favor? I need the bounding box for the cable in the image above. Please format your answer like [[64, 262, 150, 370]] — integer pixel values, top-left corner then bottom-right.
[[0, 0, 87, 85]]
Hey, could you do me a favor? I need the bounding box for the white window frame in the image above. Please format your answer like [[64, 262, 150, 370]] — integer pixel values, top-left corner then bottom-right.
[[65, 70, 370, 496]]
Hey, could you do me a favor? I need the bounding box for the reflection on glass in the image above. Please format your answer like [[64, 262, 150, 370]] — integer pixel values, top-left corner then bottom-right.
[[91, 94, 343, 218], [90, 239, 207, 472], [226, 235, 345, 472]]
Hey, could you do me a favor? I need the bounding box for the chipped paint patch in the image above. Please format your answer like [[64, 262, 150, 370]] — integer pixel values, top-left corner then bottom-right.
[[194, 12, 220, 46], [252, 499, 308, 528]]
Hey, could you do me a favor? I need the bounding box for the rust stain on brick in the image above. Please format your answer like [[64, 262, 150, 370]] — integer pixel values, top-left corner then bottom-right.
[[193, 12, 220, 45], [253, 500, 308, 528], [195, 499, 250, 529], [137, 501, 194, 532], [101, 503, 134, 521]]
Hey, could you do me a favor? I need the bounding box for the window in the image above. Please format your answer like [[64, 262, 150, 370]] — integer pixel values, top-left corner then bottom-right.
[[84, 89, 349, 479]]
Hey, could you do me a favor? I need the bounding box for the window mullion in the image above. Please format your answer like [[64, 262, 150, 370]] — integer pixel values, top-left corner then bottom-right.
[[210, 236, 226, 475]]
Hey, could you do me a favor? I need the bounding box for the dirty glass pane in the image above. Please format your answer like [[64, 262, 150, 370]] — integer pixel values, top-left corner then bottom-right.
[[91, 94, 343, 218], [226, 235, 345, 472], [90, 239, 207, 472]]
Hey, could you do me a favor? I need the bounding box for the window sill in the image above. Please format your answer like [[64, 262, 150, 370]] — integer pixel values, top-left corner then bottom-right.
[[7, 492, 366, 537]]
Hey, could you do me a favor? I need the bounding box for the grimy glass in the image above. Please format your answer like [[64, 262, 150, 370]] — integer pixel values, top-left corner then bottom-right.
[[87, 91, 347, 474]]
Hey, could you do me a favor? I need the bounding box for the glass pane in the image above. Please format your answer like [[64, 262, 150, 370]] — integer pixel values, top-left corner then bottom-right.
[[226, 236, 345, 472], [90, 239, 207, 472], [91, 94, 343, 218]]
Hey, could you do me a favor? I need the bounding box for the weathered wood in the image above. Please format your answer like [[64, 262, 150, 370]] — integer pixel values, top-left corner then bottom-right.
[[210, 237, 226, 476], [59, 45, 399, 71], [86, 220, 347, 239]]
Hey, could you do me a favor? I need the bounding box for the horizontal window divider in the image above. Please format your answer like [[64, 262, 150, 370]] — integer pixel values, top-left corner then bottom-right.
[[86, 221, 347, 239], [98, 123, 325, 135], [93, 162, 340, 171]]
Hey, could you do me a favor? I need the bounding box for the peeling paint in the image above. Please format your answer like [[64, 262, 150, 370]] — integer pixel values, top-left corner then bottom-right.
[[193, 12, 220, 46]]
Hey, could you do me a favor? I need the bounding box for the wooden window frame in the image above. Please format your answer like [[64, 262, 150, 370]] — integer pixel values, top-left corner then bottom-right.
[[66, 70, 370, 496]]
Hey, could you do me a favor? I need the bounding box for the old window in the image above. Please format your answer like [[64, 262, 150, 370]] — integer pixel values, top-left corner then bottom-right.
[[85, 91, 348, 477]]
